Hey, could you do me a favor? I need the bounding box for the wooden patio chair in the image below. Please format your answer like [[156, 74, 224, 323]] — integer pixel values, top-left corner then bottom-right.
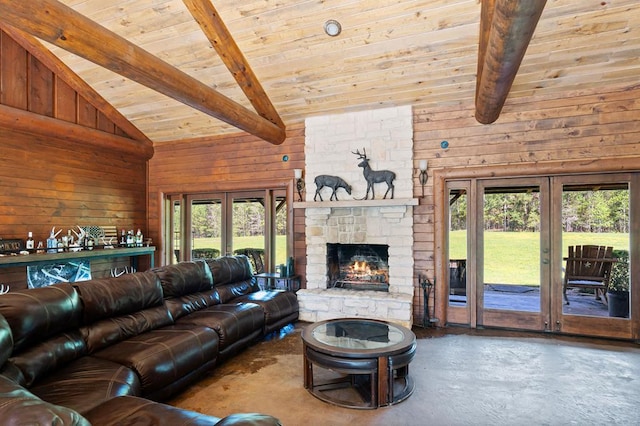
[[233, 248, 265, 274], [563, 245, 616, 305]]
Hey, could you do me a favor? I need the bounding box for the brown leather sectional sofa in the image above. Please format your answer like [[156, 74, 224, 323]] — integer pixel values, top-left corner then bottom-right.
[[0, 255, 298, 425]]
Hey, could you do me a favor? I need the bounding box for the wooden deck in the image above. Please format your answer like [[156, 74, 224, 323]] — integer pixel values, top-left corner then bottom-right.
[[450, 285, 610, 318]]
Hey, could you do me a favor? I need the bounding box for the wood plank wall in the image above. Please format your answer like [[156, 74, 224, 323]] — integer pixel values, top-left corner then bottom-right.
[[412, 82, 640, 324], [149, 82, 640, 326], [148, 123, 306, 270], [0, 30, 149, 291]]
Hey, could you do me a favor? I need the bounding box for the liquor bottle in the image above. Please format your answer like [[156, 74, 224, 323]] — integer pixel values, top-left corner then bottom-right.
[[135, 229, 143, 247], [26, 232, 35, 250], [47, 230, 58, 253]]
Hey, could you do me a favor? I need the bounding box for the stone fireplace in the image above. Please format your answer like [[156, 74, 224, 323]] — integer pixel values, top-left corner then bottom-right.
[[295, 106, 415, 327]]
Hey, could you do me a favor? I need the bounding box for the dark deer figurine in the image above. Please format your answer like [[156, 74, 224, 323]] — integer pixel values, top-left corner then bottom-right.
[[314, 175, 352, 201], [352, 148, 396, 199]]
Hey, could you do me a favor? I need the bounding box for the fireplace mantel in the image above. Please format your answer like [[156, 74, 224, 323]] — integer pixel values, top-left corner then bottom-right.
[[293, 198, 418, 209]]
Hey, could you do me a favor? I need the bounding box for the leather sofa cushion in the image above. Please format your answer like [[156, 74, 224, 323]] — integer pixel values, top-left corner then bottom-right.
[[0, 283, 82, 352], [74, 271, 163, 323], [164, 289, 221, 320], [215, 279, 259, 304], [83, 395, 223, 426], [235, 290, 299, 328], [153, 261, 214, 298], [91, 324, 218, 394], [206, 255, 253, 286], [0, 374, 90, 426], [6, 329, 86, 387], [80, 304, 174, 353], [29, 356, 140, 415], [0, 314, 12, 366], [178, 303, 264, 351]]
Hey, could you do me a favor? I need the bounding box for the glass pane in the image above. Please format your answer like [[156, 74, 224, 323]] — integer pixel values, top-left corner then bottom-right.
[[561, 183, 630, 318], [448, 188, 467, 306], [483, 186, 541, 312], [170, 199, 182, 264], [275, 192, 287, 267], [190, 198, 222, 260], [232, 195, 266, 274]]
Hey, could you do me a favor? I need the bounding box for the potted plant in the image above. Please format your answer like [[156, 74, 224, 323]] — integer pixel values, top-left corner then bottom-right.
[[607, 249, 630, 318]]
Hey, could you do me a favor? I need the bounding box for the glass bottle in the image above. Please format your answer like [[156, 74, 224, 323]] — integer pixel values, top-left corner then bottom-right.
[[26, 232, 35, 250]]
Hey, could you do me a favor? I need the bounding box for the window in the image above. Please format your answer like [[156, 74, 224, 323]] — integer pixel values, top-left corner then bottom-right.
[[165, 189, 289, 273]]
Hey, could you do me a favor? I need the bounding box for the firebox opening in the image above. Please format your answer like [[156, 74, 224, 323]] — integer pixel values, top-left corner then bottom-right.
[[326, 243, 389, 292]]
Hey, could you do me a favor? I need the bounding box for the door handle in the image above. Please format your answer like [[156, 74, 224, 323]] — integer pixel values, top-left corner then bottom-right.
[[542, 258, 549, 264]]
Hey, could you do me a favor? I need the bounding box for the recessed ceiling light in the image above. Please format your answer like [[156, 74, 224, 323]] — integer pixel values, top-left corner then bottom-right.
[[324, 20, 342, 37]]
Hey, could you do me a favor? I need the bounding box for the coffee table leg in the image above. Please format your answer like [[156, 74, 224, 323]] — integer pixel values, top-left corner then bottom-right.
[[303, 346, 312, 389], [377, 356, 389, 407]]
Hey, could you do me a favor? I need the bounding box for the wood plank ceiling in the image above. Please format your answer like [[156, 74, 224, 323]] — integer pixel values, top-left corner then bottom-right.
[[3, 0, 640, 143]]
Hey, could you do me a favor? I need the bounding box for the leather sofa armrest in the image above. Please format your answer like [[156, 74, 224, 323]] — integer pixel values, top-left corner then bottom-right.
[[83, 395, 221, 425], [0, 375, 90, 426]]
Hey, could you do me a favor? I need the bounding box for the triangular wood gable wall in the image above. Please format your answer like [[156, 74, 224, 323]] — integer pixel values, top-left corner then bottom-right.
[[0, 27, 152, 159]]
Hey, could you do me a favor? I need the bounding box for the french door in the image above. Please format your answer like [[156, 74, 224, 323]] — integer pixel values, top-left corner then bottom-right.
[[554, 174, 633, 339], [445, 173, 636, 340], [477, 177, 550, 331]]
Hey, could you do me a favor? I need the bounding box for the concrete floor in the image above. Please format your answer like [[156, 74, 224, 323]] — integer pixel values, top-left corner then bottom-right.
[[171, 323, 640, 426]]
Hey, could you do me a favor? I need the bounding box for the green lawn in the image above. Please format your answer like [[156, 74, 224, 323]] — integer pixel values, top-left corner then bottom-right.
[[192, 235, 288, 265], [193, 232, 628, 284], [450, 231, 629, 285]]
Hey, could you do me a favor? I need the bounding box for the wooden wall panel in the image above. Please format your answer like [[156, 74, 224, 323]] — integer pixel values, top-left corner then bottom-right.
[[77, 97, 97, 129], [0, 128, 147, 291], [55, 77, 77, 123], [0, 31, 147, 289], [148, 122, 305, 269], [97, 111, 116, 133], [0, 29, 136, 139], [0, 30, 149, 292], [28, 55, 53, 116], [0, 34, 27, 109]]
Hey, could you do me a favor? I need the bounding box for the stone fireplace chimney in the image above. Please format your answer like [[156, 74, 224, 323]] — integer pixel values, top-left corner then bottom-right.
[[295, 106, 416, 327]]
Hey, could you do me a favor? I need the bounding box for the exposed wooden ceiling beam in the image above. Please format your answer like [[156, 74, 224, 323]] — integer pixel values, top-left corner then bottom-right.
[[475, 0, 547, 124], [0, 0, 286, 145], [0, 23, 152, 146], [0, 104, 154, 159], [475, 0, 496, 108], [183, 0, 285, 130]]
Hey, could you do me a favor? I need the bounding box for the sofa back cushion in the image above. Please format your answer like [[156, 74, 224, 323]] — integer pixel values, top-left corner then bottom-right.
[[214, 279, 258, 304], [6, 331, 86, 387], [75, 271, 164, 322], [74, 272, 173, 353], [206, 255, 254, 286], [163, 290, 221, 320], [0, 284, 86, 386], [0, 314, 12, 367], [152, 261, 213, 298], [0, 284, 82, 353], [154, 261, 219, 320]]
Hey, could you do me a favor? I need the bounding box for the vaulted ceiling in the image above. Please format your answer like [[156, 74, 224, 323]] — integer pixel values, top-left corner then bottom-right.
[[2, 0, 639, 143]]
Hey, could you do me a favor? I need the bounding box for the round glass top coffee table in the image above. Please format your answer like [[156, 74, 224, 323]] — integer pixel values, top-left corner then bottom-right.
[[302, 318, 416, 409]]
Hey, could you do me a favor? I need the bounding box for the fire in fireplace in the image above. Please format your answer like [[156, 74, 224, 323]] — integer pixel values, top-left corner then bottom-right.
[[326, 243, 389, 291]]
